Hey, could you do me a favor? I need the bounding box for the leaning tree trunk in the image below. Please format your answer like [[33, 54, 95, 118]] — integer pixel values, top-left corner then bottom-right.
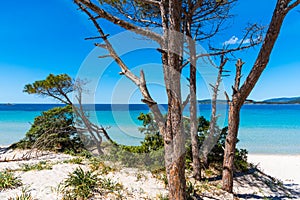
[[222, 101, 241, 192], [222, 0, 298, 193]]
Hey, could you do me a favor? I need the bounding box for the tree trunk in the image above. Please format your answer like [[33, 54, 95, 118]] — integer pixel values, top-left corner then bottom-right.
[[163, 67, 187, 199], [188, 40, 201, 180], [222, 101, 240, 193], [222, 0, 297, 193], [186, 2, 201, 180], [162, 1, 187, 199], [200, 59, 227, 166]]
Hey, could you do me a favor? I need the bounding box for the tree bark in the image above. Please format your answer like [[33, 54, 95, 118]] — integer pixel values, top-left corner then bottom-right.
[[200, 58, 227, 166], [222, 0, 300, 193], [162, 1, 187, 199], [164, 83, 186, 200], [222, 101, 240, 192], [187, 35, 201, 181]]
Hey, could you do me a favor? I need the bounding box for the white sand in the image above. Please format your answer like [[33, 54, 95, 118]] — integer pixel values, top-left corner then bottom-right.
[[0, 149, 167, 200], [248, 154, 300, 183], [248, 154, 300, 192], [1, 149, 300, 200]]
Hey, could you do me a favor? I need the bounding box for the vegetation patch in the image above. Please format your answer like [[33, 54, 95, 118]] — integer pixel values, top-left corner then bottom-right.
[[19, 161, 53, 171], [13, 106, 85, 154], [63, 157, 84, 165], [0, 170, 22, 190], [8, 187, 34, 200], [88, 157, 116, 174], [60, 167, 98, 200]]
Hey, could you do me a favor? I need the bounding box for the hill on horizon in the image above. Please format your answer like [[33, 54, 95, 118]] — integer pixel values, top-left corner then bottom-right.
[[197, 96, 300, 104]]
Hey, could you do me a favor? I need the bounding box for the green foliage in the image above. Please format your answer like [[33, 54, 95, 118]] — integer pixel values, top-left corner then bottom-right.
[[64, 158, 84, 165], [8, 187, 33, 200], [60, 167, 123, 200], [88, 157, 115, 174], [133, 113, 248, 172], [23, 74, 73, 104], [98, 177, 123, 192], [14, 105, 84, 153], [20, 161, 53, 171], [0, 170, 22, 190], [61, 167, 98, 200], [101, 112, 165, 169], [186, 181, 196, 200], [234, 148, 248, 172]]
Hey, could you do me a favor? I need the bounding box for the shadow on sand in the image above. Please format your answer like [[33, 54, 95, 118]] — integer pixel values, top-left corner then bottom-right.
[[203, 167, 300, 199]]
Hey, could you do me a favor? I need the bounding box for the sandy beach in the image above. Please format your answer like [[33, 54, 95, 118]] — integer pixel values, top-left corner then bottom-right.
[[0, 148, 299, 200], [248, 154, 300, 193]]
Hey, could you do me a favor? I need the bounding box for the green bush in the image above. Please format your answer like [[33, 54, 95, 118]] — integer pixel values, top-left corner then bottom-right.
[[0, 170, 22, 190], [61, 167, 98, 200], [115, 112, 248, 172], [13, 106, 85, 153]]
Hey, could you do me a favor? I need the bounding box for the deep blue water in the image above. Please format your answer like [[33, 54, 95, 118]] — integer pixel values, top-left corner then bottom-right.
[[0, 104, 299, 154]]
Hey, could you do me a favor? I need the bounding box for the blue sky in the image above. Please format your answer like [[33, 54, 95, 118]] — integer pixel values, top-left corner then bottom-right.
[[0, 0, 299, 103]]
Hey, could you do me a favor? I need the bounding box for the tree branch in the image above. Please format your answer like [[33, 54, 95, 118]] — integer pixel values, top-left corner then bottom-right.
[[143, 0, 160, 6], [181, 94, 190, 110], [237, 0, 295, 107], [287, 0, 300, 12], [76, 2, 165, 131], [233, 59, 244, 94], [74, 0, 163, 44]]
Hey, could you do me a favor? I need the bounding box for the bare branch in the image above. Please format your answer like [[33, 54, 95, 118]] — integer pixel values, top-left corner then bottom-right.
[[233, 59, 244, 93], [196, 42, 260, 59], [180, 60, 190, 70], [237, 0, 295, 107], [200, 55, 228, 164], [75, 0, 163, 44], [192, 0, 204, 13], [224, 91, 230, 102], [143, 0, 160, 6], [95, 43, 108, 49], [182, 94, 190, 110], [114, 4, 162, 27], [76, 2, 165, 131], [287, 0, 300, 12], [85, 36, 105, 40], [98, 55, 111, 59]]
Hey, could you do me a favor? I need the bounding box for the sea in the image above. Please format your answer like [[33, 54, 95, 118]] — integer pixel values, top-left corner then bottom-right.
[[0, 103, 299, 155]]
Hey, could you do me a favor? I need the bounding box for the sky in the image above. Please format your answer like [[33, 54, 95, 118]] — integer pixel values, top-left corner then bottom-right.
[[0, 0, 300, 104]]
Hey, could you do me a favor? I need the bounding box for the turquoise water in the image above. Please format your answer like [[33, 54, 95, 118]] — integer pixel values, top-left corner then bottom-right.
[[0, 104, 299, 154]]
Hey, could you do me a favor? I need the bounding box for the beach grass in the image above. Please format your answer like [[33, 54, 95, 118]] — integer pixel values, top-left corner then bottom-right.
[[0, 170, 22, 190]]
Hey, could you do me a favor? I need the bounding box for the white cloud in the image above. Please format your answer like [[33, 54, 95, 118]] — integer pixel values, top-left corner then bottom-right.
[[223, 35, 262, 46], [241, 38, 251, 44], [223, 36, 239, 45]]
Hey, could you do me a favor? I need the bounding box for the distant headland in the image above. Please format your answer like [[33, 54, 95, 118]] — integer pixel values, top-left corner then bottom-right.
[[198, 96, 300, 104]]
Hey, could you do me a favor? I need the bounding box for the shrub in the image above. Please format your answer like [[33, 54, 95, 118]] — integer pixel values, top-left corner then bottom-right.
[[20, 161, 53, 171], [61, 167, 98, 200], [8, 187, 33, 200], [98, 177, 123, 192], [63, 158, 84, 165], [128, 113, 248, 172], [88, 157, 115, 174], [0, 170, 22, 190], [13, 106, 85, 153]]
